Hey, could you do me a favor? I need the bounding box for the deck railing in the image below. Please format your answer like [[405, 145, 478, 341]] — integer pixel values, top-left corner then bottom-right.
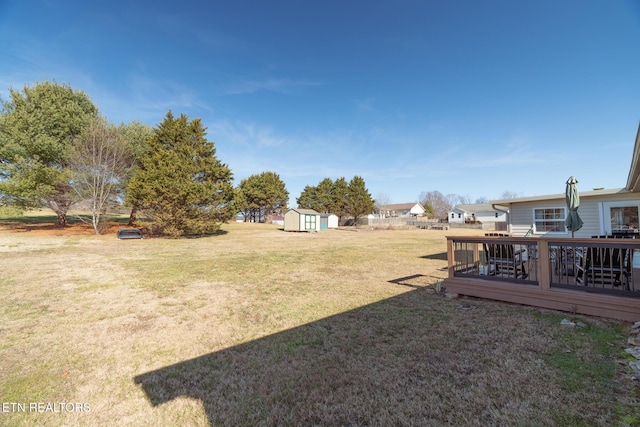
[[445, 236, 640, 321]]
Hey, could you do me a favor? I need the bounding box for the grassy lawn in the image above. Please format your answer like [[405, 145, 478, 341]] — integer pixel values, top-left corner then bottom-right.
[[0, 216, 638, 426]]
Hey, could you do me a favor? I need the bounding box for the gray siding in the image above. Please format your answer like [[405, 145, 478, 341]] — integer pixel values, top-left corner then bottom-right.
[[508, 192, 640, 237]]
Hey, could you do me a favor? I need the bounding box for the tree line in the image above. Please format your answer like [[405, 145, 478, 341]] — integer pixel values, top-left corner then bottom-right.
[[418, 190, 521, 220], [0, 81, 376, 236], [297, 176, 375, 225]]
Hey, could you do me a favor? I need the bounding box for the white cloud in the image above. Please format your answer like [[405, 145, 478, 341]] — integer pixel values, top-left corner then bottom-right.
[[354, 97, 377, 112], [209, 119, 288, 148], [223, 78, 322, 95]]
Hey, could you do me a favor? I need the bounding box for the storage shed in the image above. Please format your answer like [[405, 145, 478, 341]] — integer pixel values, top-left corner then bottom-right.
[[284, 209, 321, 232], [320, 213, 339, 229]]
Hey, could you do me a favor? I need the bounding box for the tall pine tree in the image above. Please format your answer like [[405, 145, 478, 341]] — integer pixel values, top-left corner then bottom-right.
[[296, 177, 336, 213], [0, 81, 99, 225], [347, 175, 375, 226], [126, 111, 234, 237], [330, 177, 350, 222], [236, 171, 288, 222]]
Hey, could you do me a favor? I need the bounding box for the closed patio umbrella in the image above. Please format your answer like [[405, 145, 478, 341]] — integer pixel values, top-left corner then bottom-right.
[[565, 176, 584, 237]]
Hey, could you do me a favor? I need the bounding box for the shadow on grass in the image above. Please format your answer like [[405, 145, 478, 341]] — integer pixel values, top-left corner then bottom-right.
[[387, 274, 447, 289], [178, 229, 229, 239], [0, 214, 230, 238], [0, 215, 80, 226], [134, 288, 449, 425], [419, 252, 448, 261], [132, 286, 624, 425], [0, 214, 131, 228]]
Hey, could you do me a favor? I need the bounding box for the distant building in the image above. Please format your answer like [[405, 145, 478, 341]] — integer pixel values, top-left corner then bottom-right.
[[376, 203, 425, 218], [320, 213, 339, 229], [271, 215, 285, 226], [448, 203, 506, 224]]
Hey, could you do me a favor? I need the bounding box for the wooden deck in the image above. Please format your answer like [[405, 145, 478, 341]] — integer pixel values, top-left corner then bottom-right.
[[444, 236, 640, 322]]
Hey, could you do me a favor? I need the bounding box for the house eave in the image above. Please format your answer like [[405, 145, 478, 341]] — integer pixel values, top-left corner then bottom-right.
[[626, 121, 640, 192], [490, 187, 629, 205]]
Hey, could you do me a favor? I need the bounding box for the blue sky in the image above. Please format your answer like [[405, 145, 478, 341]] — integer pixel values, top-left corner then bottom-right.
[[1, 1, 639, 205]]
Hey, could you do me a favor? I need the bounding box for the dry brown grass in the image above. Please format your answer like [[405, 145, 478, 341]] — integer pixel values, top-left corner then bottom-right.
[[0, 220, 637, 426]]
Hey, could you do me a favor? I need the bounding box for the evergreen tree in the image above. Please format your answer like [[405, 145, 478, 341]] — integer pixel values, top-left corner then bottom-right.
[[0, 81, 99, 225], [237, 171, 288, 222], [260, 171, 288, 219], [296, 184, 319, 211], [119, 121, 153, 225], [316, 178, 334, 213], [297, 178, 335, 212], [347, 175, 375, 226], [330, 177, 349, 222], [126, 111, 234, 237]]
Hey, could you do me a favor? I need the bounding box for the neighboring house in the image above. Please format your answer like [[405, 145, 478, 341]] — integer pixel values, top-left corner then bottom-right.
[[284, 209, 321, 232], [493, 123, 640, 237], [271, 215, 285, 226], [376, 203, 425, 218], [320, 213, 339, 229], [448, 203, 507, 224]]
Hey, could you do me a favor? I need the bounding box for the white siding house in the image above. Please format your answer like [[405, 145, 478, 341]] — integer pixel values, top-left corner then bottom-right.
[[377, 203, 425, 218], [448, 203, 507, 224]]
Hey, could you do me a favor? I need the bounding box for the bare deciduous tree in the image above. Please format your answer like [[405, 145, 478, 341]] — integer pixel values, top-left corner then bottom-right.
[[419, 190, 452, 220], [70, 118, 134, 234], [457, 194, 472, 205], [374, 192, 391, 213], [500, 190, 520, 199]]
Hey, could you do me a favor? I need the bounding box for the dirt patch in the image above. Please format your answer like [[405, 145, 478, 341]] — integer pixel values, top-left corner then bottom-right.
[[0, 221, 123, 236]]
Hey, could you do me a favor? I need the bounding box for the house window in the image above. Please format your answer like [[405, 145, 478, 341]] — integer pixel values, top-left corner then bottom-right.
[[610, 206, 639, 232], [533, 208, 566, 233], [458, 213, 461, 219], [495, 212, 498, 218], [451, 213, 454, 219], [602, 201, 640, 234]]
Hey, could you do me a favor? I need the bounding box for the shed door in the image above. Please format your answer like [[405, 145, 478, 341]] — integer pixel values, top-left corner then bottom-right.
[[304, 214, 316, 230]]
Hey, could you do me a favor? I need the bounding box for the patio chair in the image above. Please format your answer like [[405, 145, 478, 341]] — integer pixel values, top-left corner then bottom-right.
[[483, 239, 527, 279], [576, 239, 631, 289], [553, 246, 578, 279]]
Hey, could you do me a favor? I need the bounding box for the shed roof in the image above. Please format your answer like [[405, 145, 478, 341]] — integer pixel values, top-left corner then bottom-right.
[[453, 203, 499, 213], [290, 208, 320, 215], [379, 203, 423, 210]]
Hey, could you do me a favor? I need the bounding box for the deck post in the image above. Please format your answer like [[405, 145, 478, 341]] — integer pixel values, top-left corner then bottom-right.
[[446, 237, 454, 279], [538, 239, 550, 290], [473, 241, 480, 271]]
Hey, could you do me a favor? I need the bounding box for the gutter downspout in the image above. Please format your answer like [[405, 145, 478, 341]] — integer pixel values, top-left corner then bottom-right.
[[492, 203, 511, 233]]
